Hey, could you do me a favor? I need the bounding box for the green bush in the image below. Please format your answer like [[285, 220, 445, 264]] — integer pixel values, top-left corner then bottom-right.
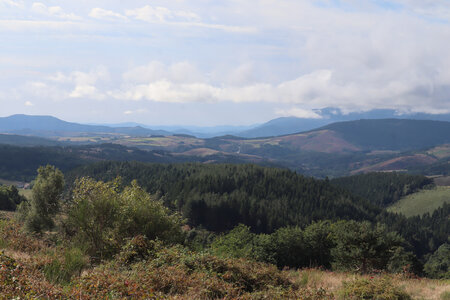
[[339, 276, 411, 300], [424, 243, 450, 279], [116, 235, 163, 265], [0, 185, 25, 211], [210, 224, 255, 259], [65, 177, 184, 259], [43, 247, 87, 284]]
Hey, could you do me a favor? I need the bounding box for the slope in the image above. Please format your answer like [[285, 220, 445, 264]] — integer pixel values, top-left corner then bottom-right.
[[387, 186, 450, 217], [320, 119, 450, 151]]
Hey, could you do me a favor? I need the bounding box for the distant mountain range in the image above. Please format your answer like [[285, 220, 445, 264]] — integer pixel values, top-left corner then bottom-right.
[[1, 109, 449, 139], [0, 114, 171, 137], [237, 108, 450, 138], [0, 116, 448, 178]]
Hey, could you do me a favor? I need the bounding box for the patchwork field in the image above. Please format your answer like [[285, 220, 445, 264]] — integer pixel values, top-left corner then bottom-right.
[[388, 186, 450, 217]]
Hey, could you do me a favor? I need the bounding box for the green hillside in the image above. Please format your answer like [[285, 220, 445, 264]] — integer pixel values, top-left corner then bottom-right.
[[321, 119, 450, 150], [387, 186, 450, 217], [67, 161, 380, 233]]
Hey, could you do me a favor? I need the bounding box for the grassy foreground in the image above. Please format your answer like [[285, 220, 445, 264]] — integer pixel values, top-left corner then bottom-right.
[[387, 186, 450, 217], [0, 212, 448, 299]]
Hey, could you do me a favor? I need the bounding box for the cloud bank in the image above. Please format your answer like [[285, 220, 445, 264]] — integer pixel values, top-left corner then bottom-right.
[[1, 0, 450, 123]]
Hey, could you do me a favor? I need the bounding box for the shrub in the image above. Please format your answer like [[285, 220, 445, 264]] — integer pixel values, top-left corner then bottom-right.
[[424, 243, 450, 279], [0, 219, 43, 253], [66, 177, 184, 259], [0, 185, 25, 211], [210, 224, 255, 259], [116, 235, 162, 265], [0, 251, 64, 298], [339, 276, 412, 300], [43, 247, 88, 284]]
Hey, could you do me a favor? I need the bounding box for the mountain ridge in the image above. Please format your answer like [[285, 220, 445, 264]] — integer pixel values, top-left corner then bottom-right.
[[0, 114, 172, 137]]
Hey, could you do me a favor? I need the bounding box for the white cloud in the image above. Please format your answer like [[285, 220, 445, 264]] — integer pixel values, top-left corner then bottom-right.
[[123, 108, 146, 115], [393, 0, 450, 20], [109, 63, 450, 114], [0, 0, 23, 8], [31, 2, 81, 20], [68, 68, 109, 100], [24, 101, 33, 106], [2, 0, 450, 121], [125, 5, 200, 23], [276, 108, 323, 119], [123, 61, 203, 84], [39, 68, 111, 101], [89, 8, 127, 21], [69, 85, 100, 99], [125, 5, 255, 33], [111, 80, 219, 103]]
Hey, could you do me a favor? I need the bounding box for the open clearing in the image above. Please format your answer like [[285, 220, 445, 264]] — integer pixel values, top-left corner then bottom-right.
[[388, 186, 450, 217]]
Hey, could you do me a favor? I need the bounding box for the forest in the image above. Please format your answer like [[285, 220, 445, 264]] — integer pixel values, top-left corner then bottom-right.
[[66, 162, 449, 273], [330, 172, 434, 207], [67, 162, 381, 232]]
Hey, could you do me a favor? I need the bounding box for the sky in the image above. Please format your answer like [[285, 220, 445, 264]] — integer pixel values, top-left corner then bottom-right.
[[1, 0, 450, 126]]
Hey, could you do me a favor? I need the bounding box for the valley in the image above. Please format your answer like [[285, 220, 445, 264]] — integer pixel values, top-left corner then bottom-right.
[[0, 115, 448, 299]]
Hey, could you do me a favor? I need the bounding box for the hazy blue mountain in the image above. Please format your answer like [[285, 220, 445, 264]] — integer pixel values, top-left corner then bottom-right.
[[237, 117, 329, 138], [237, 108, 450, 138], [0, 115, 172, 137], [96, 122, 258, 138]]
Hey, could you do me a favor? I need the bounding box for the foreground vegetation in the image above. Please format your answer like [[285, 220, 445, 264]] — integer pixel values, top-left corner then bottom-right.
[[67, 162, 449, 265], [0, 164, 448, 298], [0, 214, 448, 299]]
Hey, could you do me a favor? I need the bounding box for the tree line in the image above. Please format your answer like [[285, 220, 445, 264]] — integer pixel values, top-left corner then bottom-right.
[[330, 172, 434, 207], [67, 161, 381, 233]]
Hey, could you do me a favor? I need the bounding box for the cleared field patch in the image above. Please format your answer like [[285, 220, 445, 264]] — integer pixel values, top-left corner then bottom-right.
[[427, 144, 450, 159], [116, 136, 205, 150], [387, 186, 450, 217], [18, 188, 32, 200], [435, 176, 450, 186]]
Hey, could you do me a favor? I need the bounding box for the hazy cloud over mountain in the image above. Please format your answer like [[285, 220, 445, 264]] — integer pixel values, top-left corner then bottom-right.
[[0, 0, 449, 125]]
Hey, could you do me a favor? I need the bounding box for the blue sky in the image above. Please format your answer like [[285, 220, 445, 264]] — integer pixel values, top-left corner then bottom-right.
[[1, 0, 450, 125]]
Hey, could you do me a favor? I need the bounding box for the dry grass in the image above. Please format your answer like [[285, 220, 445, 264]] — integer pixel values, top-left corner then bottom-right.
[[292, 270, 450, 300], [402, 278, 450, 300]]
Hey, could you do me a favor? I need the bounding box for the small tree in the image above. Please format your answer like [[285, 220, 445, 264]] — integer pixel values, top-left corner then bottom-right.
[[424, 243, 450, 279], [210, 224, 255, 259], [330, 221, 412, 273], [20, 165, 64, 233]]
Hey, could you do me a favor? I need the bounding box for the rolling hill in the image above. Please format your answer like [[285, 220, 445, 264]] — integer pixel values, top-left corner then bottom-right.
[[320, 119, 450, 151], [237, 109, 450, 138]]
